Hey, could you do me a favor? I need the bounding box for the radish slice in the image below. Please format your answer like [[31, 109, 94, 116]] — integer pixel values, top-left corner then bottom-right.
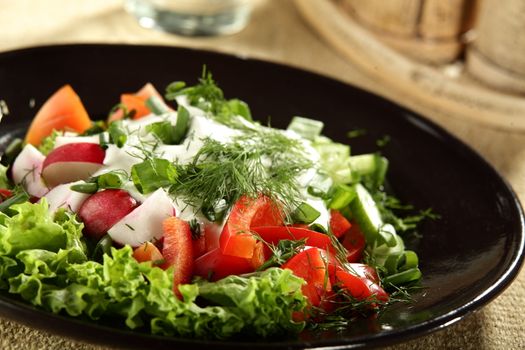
[[11, 144, 49, 197], [108, 188, 176, 247], [41, 182, 89, 214]]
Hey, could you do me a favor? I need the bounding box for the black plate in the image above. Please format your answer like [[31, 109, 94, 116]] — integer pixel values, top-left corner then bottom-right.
[[0, 44, 523, 349]]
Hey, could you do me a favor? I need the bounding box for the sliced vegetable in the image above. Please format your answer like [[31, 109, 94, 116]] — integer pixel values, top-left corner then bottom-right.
[[78, 189, 138, 240], [25, 85, 92, 146], [287, 116, 324, 141], [108, 83, 166, 123], [291, 202, 321, 225], [219, 195, 282, 259], [194, 247, 254, 281], [42, 143, 106, 187], [349, 183, 383, 243], [133, 241, 164, 265], [281, 247, 331, 307], [341, 223, 366, 263], [251, 226, 332, 252], [161, 217, 194, 297], [329, 210, 351, 238]]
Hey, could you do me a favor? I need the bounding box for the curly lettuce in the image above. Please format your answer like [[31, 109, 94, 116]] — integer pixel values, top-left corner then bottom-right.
[[0, 201, 307, 339]]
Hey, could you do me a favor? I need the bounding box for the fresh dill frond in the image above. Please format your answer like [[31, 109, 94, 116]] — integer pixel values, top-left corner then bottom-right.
[[170, 128, 313, 220], [374, 192, 439, 234], [165, 66, 253, 130]]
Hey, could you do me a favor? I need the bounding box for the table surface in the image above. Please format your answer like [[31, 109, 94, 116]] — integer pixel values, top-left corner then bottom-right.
[[0, 1, 524, 349]]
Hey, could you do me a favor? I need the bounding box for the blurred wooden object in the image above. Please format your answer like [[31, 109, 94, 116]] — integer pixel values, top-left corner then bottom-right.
[[466, 0, 525, 94], [341, 0, 477, 64], [295, 0, 525, 131]]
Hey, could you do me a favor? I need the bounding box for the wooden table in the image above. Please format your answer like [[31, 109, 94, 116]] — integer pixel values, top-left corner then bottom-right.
[[1, 1, 523, 349]]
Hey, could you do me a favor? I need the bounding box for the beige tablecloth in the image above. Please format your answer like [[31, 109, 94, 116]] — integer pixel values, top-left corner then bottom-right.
[[0, 1, 524, 349]]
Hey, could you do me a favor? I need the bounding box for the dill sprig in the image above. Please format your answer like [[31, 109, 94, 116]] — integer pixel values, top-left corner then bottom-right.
[[165, 67, 253, 130], [170, 129, 313, 220], [374, 192, 439, 234]]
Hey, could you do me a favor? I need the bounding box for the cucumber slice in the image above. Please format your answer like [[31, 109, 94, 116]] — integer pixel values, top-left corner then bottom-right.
[[349, 183, 383, 243], [348, 153, 388, 188]]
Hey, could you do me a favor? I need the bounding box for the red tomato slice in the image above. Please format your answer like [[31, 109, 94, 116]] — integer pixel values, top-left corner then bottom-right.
[[329, 210, 352, 238], [342, 223, 366, 263], [193, 247, 254, 281], [25, 85, 92, 146], [281, 247, 331, 307], [133, 242, 164, 266], [332, 267, 389, 303], [161, 217, 194, 298], [192, 233, 207, 259], [107, 83, 165, 123], [252, 226, 332, 249], [219, 194, 282, 259]]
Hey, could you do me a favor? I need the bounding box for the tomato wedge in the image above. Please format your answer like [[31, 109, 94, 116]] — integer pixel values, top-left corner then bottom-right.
[[281, 247, 331, 307], [108, 83, 165, 123], [329, 210, 351, 238], [194, 248, 255, 281], [133, 242, 164, 266], [25, 85, 92, 146], [341, 223, 366, 263], [331, 266, 389, 303], [161, 217, 194, 298], [252, 226, 332, 248], [219, 195, 283, 259]]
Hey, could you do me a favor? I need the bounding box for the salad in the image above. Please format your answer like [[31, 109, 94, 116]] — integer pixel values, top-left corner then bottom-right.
[[0, 71, 427, 340]]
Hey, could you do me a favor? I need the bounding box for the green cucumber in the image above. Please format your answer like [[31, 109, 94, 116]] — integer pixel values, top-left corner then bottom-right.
[[349, 183, 383, 243], [348, 153, 388, 188]]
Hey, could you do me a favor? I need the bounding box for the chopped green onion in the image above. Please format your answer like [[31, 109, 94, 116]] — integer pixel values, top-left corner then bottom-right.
[[96, 171, 127, 189], [146, 121, 177, 144], [384, 250, 419, 276], [70, 182, 98, 194], [1, 138, 23, 166], [287, 116, 324, 141], [173, 105, 190, 143], [91, 235, 113, 263], [0, 191, 30, 215], [291, 202, 320, 224], [223, 99, 252, 120], [145, 95, 170, 115], [131, 158, 177, 194], [81, 121, 107, 136], [383, 267, 422, 286], [146, 105, 189, 145], [108, 120, 127, 148], [328, 184, 356, 210], [309, 223, 328, 233], [165, 81, 186, 97]]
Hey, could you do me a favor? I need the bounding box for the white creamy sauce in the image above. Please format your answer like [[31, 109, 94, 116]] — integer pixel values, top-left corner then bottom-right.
[[87, 101, 330, 230]]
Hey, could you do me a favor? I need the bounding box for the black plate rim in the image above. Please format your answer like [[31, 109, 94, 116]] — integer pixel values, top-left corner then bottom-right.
[[0, 43, 524, 349]]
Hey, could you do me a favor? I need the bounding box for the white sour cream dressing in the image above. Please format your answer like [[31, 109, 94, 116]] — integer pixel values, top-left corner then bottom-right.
[[92, 102, 331, 230]]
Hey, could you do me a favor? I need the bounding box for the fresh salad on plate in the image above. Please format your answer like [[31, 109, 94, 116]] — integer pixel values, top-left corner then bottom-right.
[[0, 70, 429, 339]]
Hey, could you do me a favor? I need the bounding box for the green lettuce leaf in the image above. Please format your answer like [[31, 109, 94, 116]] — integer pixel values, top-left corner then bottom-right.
[[0, 200, 307, 339]]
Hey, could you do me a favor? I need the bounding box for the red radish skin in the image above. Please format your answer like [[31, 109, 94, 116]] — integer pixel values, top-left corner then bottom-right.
[[78, 189, 138, 240], [42, 143, 106, 187]]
